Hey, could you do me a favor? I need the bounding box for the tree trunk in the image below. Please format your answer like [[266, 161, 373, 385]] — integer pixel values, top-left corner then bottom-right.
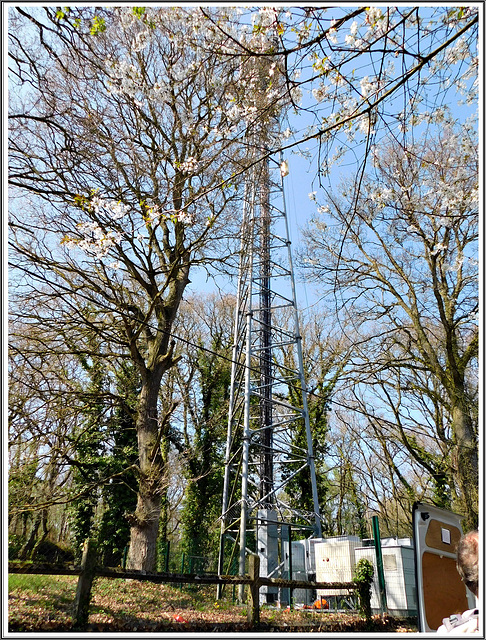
[[126, 493, 161, 571], [31, 508, 49, 560], [18, 514, 41, 560], [124, 267, 189, 571], [451, 400, 478, 530], [126, 373, 165, 571], [158, 434, 171, 551]]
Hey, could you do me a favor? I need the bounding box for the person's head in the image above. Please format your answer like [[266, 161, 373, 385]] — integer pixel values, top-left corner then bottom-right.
[[456, 530, 479, 597]]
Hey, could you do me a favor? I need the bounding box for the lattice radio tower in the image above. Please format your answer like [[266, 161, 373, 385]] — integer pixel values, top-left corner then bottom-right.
[[217, 83, 322, 602]]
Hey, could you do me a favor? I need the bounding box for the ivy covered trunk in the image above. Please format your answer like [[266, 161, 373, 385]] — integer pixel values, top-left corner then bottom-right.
[[452, 396, 478, 530], [353, 558, 374, 622]]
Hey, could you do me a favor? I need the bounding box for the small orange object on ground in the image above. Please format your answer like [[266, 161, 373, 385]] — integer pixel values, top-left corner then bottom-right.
[[313, 597, 329, 609], [173, 614, 188, 623]]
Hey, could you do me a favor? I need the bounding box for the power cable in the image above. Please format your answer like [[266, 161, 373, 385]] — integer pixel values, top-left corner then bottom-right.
[[145, 317, 335, 408]]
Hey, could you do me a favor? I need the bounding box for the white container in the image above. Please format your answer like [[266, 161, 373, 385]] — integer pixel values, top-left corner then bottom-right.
[[282, 537, 320, 575], [292, 570, 316, 606], [355, 538, 417, 616], [281, 538, 320, 605], [303, 537, 321, 576], [315, 536, 361, 597], [284, 540, 306, 572], [257, 509, 279, 603]]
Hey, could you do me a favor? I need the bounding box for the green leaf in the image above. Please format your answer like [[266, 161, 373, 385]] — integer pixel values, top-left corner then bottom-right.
[[90, 15, 106, 36]]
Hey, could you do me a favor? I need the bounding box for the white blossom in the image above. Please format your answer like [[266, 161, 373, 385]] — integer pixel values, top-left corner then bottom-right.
[[176, 210, 196, 225], [107, 201, 129, 220], [145, 204, 161, 222], [179, 157, 199, 175], [358, 114, 373, 134], [89, 195, 129, 220], [290, 86, 303, 104], [327, 27, 338, 44], [119, 7, 136, 29], [360, 76, 374, 98], [365, 7, 383, 26], [439, 217, 453, 229], [312, 84, 328, 102], [430, 243, 447, 256], [453, 255, 464, 270], [298, 21, 311, 42], [148, 82, 169, 103], [73, 222, 122, 257], [227, 103, 241, 122], [255, 7, 277, 29], [91, 194, 103, 213], [132, 30, 151, 53], [369, 186, 392, 205]]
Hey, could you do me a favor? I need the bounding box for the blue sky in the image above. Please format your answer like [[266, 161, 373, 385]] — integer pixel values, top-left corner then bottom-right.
[[186, 4, 479, 315]]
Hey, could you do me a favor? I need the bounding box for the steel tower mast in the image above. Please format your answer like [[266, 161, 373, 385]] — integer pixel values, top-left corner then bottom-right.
[[217, 135, 323, 602]]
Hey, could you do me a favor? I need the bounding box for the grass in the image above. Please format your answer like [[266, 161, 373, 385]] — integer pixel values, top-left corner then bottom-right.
[[8, 574, 418, 632], [9, 574, 78, 631]]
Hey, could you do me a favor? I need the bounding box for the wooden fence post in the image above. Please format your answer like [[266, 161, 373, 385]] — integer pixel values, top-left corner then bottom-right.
[[247, 554, 261, 626], [73, 538, 97, 629]]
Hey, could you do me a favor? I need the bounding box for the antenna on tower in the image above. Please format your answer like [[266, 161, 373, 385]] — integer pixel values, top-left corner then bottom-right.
[[216, 124, 323, 603]]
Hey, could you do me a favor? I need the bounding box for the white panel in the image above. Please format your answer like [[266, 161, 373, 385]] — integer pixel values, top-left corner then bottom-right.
[[305, 538, 319, 574], [257, 509, 278, 602], [356, 543, 418, 615], [383, 553, 398, 571], [292, 571, 315, 605], [316, 537, 361, 597]]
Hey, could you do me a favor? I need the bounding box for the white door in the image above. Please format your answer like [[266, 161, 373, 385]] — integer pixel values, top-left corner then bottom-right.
[[413, 502, 475, 631]]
